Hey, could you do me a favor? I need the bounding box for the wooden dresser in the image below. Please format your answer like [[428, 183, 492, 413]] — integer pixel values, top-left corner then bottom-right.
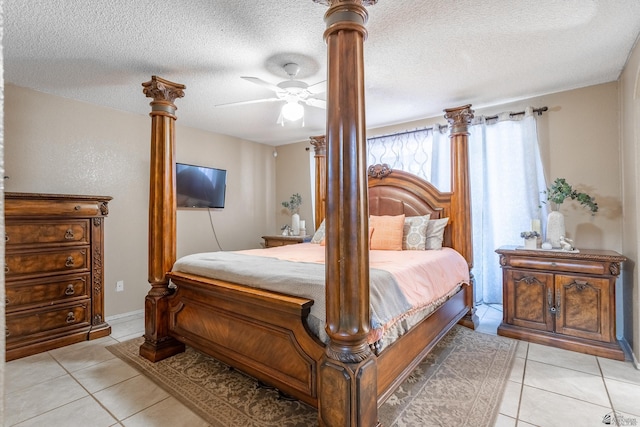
[[262, 234, 311, 248], [5, 193, 112, 361], [496, 246, 626, 360]]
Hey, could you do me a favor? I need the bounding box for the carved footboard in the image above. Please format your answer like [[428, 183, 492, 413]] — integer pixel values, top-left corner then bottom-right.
[[166, 272, 325, 407]]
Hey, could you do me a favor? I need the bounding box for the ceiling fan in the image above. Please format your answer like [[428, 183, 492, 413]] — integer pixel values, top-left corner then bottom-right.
[[216, 63, 326, 124]]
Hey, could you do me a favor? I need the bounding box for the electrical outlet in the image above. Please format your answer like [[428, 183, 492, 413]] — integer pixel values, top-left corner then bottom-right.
[[116, 280, 124, 292]]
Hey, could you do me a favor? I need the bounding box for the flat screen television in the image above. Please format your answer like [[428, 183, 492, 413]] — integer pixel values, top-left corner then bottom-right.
[[176, 163, 227, 208]]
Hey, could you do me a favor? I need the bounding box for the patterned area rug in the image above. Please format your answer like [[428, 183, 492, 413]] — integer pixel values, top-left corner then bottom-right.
[[107, 326, 517, 427]]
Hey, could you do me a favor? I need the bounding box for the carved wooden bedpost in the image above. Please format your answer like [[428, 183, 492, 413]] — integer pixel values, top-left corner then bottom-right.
[[139, 76, 186, 361], [309, 135, 326, 231], [445, 104, 479, 329], [313, 1, 379, 425]]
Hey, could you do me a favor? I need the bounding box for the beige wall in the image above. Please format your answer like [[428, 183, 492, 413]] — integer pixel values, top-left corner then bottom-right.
[[273, 142, 315, 236], [368, 83, 622, 252], [620, 38, 640, 364], [4, 84, 276, 317]]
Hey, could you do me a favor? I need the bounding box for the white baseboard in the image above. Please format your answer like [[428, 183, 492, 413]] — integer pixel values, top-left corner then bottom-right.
[[106, 309, 144, 322]]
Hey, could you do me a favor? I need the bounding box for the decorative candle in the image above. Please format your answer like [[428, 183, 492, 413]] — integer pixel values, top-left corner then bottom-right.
[[531, 219, 541, 233]]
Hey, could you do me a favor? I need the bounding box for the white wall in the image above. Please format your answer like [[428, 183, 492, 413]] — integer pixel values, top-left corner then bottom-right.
[[4, 84, 276, 317]]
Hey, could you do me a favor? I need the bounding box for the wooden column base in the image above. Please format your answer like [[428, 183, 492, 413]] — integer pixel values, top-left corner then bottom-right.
[[139, 292, 185, 362], [318, 355, 379, 427]]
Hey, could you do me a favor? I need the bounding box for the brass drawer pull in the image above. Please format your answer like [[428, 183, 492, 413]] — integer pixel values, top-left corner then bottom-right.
[[5, 233, 8, 242], [6, 327, 10, 338], [64, 229, 75, 240], [74, 205, 81, 210], [65, 284, 75, 295], [548, 289, 556, 314], [5, 265, 9, 274], [65, 256, 74, 268], [66, 312, 76, 324]]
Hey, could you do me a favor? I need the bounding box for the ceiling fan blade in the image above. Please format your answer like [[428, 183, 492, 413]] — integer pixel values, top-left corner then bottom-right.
[[215, 97, 281, 107], [307, 80, 326, 94], [304, 98, 327, 109], [241, 76, 282, 93]]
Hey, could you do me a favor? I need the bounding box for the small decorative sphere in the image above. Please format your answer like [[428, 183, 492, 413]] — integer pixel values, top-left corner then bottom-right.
[[541, 242, 553, 250]]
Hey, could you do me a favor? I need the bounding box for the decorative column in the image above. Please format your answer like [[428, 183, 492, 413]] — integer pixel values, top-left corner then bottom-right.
[[139, 76, 187, 362], [309, 135, 326, 231], [444, 104, 478, 329], [313, 1, 379, 426]]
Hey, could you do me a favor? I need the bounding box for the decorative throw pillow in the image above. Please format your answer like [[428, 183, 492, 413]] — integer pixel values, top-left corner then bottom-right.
[[402, 215, 431, 250], [369, 214, 405, 250], [425, 217, 449, 250], [311, 219, 325, 243]]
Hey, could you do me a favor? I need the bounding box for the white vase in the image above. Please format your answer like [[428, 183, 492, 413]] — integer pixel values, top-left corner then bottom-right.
[[291, 213, 300, 236], [524, 237, 537, 249], [546, 210, 565, 248]]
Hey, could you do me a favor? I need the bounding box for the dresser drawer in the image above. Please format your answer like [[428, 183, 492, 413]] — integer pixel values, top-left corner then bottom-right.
[[6, 300, 91, 341], [6, 274, 89, 310], [5, 247, 90, 278], [6, 220, 90, 249], [507, 256, 605, 275], [5, 197, 106, 217]]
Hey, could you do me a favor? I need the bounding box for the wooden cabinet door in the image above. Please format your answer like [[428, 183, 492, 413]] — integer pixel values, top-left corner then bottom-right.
[[504, 269, 554, 332], [555, 274, 611, 342]]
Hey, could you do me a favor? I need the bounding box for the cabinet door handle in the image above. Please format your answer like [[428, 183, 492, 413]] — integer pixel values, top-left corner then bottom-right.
[[556, 290, 561, 316], [65, 256, 74, 268], [66, 312, 76, 324], [64, 229, 75, 240], [548, 289, 557, 314], [64, 284, 75, 296]]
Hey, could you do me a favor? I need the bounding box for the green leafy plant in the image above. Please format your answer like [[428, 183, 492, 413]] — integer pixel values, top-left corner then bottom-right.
[[542, 178, 598, 214], [281, 193, 302, 215], [520, 231, 540, 239]]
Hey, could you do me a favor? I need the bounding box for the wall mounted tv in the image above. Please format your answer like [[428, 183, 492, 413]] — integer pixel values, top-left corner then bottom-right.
[[176, 163, 227, 209]]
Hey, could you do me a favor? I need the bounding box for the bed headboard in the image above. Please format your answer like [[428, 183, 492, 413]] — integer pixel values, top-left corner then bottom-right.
[[310, 114, 475, 262], [366, 164, 453, 248]]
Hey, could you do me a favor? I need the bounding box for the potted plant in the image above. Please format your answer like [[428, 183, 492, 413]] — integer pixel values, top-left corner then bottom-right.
[[542, 178, 598, 248], [520, 231, 540, 249], [282, 193, 302, 235]]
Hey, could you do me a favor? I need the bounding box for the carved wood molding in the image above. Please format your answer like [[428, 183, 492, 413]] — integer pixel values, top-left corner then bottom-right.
[[367, 163, 392, 179], [444, 104, 474, 136], [313, 0, 378, 7], [142, 76, 185, 104], [309, 135, 326, 156]]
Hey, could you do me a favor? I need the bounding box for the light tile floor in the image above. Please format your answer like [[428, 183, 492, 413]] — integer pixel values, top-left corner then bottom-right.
[[5, 306, 640, 426]]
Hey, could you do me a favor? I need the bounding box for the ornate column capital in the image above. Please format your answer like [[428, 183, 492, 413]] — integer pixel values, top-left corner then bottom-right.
[[142, 76, 186, 118], [309, 135, 326, 156], [444, 104, 474, 136], [313, 0, 378, 6]]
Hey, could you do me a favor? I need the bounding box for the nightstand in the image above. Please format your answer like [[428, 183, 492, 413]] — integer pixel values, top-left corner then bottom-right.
[[262, 235, 311, 248], [495, 246, 626, 360]]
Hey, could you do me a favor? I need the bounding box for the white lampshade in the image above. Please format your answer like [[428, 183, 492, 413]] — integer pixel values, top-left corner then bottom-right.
[[281, 101, 304, 121]]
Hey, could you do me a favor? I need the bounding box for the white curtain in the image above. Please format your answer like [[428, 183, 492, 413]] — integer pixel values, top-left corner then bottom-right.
[[367, 108, 547, 304], [468, 110, 547, 303]]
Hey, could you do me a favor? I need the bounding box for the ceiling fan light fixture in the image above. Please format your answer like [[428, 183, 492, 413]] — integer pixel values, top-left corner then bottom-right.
[[281, 101, 304, 121]]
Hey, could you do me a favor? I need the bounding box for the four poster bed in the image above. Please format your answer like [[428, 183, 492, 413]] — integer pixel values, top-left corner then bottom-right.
[[140, 2, 476, 425]]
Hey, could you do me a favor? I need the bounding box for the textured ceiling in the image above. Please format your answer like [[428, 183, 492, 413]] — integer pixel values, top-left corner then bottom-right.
[[5, 1, 640, 145]]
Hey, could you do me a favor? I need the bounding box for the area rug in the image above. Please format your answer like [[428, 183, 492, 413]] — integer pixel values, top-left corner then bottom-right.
[[107, 326, 517, 427]]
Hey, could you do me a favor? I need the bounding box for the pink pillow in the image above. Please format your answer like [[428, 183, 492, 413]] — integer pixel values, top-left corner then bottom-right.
[[369, 215, 405, 250]]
